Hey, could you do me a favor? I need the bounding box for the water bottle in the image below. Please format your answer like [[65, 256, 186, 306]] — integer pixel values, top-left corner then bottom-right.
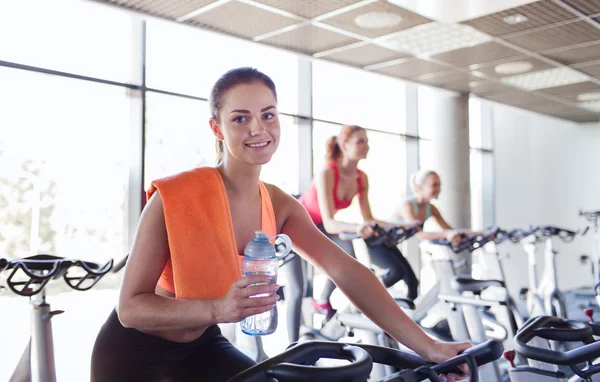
[[240, 230, 289, 336]]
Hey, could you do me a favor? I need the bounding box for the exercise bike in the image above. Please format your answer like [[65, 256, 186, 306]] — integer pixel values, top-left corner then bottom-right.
[[229, 337, 504, 382], [1, 254, 126, 382], [510, 226, 577, 320], [581, 210, 600, 305], [505, 315, 600, 381]]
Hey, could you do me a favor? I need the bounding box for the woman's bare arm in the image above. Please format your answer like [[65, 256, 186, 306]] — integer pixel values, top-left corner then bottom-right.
[[118, 193, 275, 332], [315, 168, 361, 234]]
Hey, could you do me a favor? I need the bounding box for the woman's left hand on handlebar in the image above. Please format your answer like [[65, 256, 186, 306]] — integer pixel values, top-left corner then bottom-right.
[[357, 222, 375, 239]]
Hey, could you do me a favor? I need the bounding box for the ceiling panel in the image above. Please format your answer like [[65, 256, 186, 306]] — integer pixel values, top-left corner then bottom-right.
[[470, 56, 555, 78], [262, 24, 359, 55], [416, 70, 479, 85], [319, 0, 430, 38], [186, 1, 300, 39], [461, 0, 577, 37], [574, 62, 600, 77], [544, 42, 600, 65], [252, 0, 360, 19], [505, 20, 600, 52], [320, 43, 410, 67], [521, 102, 599, 122], [417, 70, 481, 92], [539, 81, 600, 95], [560, 90, 600, 102], [103, 0, 219, 19], [432, 41, 522, 67], [563, 0, 600, 15], [484, 90, 549, 106], [469, 80, 517, 94], [372, 59, 449, 78]]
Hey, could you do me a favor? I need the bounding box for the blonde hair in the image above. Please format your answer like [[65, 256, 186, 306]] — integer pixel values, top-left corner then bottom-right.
[[410, 169, 439, 194]]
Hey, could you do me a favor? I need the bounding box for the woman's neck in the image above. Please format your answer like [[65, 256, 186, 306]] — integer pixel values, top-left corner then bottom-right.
[[338, 157, 359, 174], [414, 195, 429, 206], [217, 157, 261, 199]]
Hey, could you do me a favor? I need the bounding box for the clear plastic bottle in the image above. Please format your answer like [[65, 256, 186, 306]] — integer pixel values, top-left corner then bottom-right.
[[240, 230, 280, 336]]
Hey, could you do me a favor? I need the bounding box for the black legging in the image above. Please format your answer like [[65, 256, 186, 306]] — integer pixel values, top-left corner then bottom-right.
[[320, 238, 419, 301], [91, 309, 259, 382], [368, 244, 419, 300]]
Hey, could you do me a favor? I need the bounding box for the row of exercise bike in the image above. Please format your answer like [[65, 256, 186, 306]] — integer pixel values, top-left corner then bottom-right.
[[1, 209, 599, 381]]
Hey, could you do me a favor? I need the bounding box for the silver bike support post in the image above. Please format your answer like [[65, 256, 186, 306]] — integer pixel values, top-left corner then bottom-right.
[[432, 259, 470, 341], [442, 294, 502, 381], [594, 216, 600, 287], [542, 237, 567, 320], [30, 289, 57, 382], [524, 240, 544, 317]]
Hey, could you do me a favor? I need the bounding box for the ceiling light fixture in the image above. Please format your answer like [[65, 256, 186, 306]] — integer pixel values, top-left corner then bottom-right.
[[503, 13, 529, 25], [494, 61, 534, 75], [579, 101, 600, 112], [577, 92, 600, 102], [354, 12, 402, 29], [378, 22, 492, 57], [501, 67, 589, 90]]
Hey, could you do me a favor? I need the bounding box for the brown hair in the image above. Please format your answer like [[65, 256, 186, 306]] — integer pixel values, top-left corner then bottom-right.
[[209, 67, 277, 163], [325, 125, 365, 163]]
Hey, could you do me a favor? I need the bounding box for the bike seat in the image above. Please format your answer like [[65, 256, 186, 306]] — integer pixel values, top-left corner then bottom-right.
[[394, 297, 416, 310], [451, 276, 505, 294]]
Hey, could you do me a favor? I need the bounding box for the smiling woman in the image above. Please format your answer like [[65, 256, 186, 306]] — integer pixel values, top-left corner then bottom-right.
[[209, 68, 280, 166], [91, 66, 471, 382]]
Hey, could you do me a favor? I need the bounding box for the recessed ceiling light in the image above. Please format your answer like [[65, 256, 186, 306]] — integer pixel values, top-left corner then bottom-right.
[[577, 92, 600, 102], [378, 22, 492, 57], [579, 101, 600, 112], [503, 13, 529, 25], [494, 61, 534, 75], [355, 12, 402, 29], [501, 67, 589, 90]]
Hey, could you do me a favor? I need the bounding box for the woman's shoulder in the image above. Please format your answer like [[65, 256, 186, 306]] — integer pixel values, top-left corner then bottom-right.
[[153, 166, 215, 185]]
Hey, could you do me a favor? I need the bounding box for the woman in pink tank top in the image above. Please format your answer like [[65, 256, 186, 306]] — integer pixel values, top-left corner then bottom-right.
[[293, 125, 419, 322]]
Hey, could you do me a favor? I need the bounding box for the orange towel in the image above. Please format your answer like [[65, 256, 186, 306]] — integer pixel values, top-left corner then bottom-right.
[[147, 167, 276, 299]]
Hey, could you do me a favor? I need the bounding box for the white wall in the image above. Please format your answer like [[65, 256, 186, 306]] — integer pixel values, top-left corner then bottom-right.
[[492, 102, 600, 297]]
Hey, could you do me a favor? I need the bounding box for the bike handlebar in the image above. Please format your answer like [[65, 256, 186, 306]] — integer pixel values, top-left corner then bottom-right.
[[227, 341, 372, 382], [0, 254, 120, 297], [513, 316, 600, 378], [228, 339, 502, 382], [429, 232, 490, 254], [338, 223, 422, 248], [508, 226, 577, 243], [580, 210, 600, 221]]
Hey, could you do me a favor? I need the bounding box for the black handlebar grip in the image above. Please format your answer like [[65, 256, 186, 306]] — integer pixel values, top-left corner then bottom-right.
[[227, 341, 372, 382], [112, 255, 129, 273], [266, 345, 371, 381]]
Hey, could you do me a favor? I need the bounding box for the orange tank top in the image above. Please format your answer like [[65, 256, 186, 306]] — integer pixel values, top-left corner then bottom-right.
[[147, 167, 277, 299]]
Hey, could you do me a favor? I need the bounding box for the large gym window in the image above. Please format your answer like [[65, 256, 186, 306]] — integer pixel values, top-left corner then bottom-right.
[[312, 60, 407, 134], [146, 19, 299, 115], [144, 93, 215, 190], [0, 0, 135, 84], [0, 66, 131, 262], [260, 115, 300, 195], [0, 66, 132, 382]]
